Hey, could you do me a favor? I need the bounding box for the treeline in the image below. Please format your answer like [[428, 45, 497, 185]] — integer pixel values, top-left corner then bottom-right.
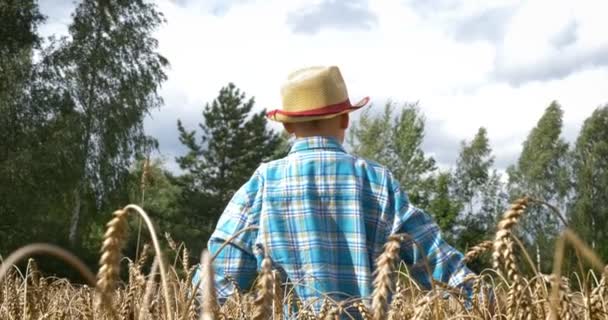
[[2, 0, 608, 279], [348, 101, 608, 273]]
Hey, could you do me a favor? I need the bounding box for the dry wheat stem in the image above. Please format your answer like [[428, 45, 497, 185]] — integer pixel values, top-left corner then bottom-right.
[[589, 267, 608, 319], [4, 197, 608, 320], [553, 229, 606, 320], [252, 255, 274, 320], [272, 270, 283, 320], [124, 204, 174, 320], [138, 258, 159, 320], [210, 226, 260, 262], [530, 197, 589, 294], [199, 250, 219, 320], [510, 233, 539, 276]]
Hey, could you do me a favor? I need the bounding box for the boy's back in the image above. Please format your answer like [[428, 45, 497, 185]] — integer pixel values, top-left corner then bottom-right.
[[208, 136, 472, 305]]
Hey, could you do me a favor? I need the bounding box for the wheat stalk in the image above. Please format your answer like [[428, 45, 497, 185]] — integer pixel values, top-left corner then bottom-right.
[[317, 298, 330, 319], [492, 197, 532, 320], [590, 267, 608, 320], [387, 277, 405, 320], [371, 234, 403, 320], [124, 204, 173, 320], [354, 301, 371, 320], [4, 198, 608, 320], [252, 255, 274, 320], [198, 250, 219, 320], [493, 197, 528, 276], [96, 208, 129, 314], [325, 305, 341, 320], [464, 240, 493, 264], [412, 293, 436, 320], [272, 270, 284, 320]]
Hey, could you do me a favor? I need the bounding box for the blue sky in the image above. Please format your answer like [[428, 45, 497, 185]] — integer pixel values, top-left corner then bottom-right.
[[40, 0, 608, 173]]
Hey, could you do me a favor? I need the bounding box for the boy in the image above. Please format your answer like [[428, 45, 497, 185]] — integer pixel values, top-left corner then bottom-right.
[[198, 66, 473, 313]]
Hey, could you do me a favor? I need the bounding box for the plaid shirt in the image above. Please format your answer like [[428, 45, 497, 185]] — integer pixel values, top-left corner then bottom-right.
[[195, 136, 472, 309]]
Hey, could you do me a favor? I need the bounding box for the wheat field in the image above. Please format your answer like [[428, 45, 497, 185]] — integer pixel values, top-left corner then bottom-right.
[[0, 197, 607, 320]]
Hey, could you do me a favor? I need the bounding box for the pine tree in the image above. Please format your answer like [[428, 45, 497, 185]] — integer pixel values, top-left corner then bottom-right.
[[349, 101, 436, 206], [570, 105, 608, 259], [506, 101, 570, 271], [176, 83, 281, 228]]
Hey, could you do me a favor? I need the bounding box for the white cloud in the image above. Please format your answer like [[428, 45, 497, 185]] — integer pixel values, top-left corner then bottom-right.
[[495, 0, 608, 84], [38, 0, 608, 173]]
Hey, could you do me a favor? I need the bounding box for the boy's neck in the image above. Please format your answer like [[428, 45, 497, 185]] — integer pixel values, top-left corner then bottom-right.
[[293, 132, 344, 144]]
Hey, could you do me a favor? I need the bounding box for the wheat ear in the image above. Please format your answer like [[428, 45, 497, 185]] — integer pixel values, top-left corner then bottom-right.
[[590, 267, 608, 320], [354, 301, 371, 320], [412, 293, 436, 320], [493, 197, 528, 276], [492, 197, 529, 320], [371, 234, 402, 320], [318, 298, 330, 319], [464, 240, 493, 264], [387, 277, 405, 320], [542, 274, 573, 320], [252, 254, 274, 320], [96, 208, 129, 314], [325, 305, 341, 320]]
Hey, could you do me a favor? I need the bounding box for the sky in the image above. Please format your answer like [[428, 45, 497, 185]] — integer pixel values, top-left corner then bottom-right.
[[39, 0, 608, 173]]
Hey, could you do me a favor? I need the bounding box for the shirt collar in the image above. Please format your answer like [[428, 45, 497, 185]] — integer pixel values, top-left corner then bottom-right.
[[289, 136, 346, 154]]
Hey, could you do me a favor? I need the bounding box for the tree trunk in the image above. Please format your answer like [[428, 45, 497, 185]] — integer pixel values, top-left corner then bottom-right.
[[68, 187, 81, 246]]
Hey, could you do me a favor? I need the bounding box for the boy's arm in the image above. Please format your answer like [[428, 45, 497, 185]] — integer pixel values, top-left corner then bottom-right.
[[390, 186, 473, 296], [194, 171, 263, 301]]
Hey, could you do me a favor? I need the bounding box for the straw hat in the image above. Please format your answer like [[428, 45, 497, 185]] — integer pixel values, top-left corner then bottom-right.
[[266, 66, 370, 123]]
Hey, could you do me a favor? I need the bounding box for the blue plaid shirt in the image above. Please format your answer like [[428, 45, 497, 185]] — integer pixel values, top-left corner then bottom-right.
[[195, 136, 472, 308]]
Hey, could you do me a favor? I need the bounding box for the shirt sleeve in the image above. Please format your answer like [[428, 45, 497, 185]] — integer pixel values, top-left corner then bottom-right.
[[389, 182, 474, 297], [196, 170, 264, 301]]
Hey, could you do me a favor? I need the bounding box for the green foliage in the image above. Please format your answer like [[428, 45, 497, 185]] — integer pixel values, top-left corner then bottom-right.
[[427, 171, 462, 240], [349, 102, 436, 206], [0, 0, 70, 253], [348, 103, 393, 161], [454, 128, 493, 203], [452, 127, 505, 253], [176, 83, 281, 231], [123, 158, 210, 259], [506, 101, 570, 271], [570, 105, 608, 260], [46, 0, 169, 245]]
